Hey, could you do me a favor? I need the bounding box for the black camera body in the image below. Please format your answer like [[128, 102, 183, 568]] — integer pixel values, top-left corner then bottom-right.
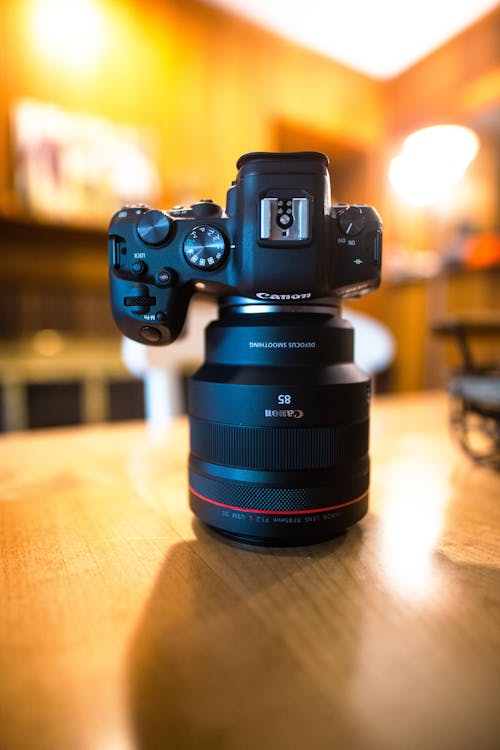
[[109, 152, 382, 545], [109, 152, 381, 346]]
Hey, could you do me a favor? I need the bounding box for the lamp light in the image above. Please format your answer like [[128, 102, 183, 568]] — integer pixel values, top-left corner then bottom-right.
[[389, 125, 480, 207], [31, 0, 104, 70]]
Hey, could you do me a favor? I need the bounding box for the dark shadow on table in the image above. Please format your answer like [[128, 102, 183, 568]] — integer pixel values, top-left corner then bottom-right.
[[126, 520, 368, 750]]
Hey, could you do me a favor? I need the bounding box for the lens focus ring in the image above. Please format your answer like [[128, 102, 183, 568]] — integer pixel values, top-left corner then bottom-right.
[[190, 418, 368, 470]]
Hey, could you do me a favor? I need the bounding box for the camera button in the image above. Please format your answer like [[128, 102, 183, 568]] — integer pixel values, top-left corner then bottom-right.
[[132, 261, 147, 275], [140, 326, 162, 343], [156, 268, 176, 286]]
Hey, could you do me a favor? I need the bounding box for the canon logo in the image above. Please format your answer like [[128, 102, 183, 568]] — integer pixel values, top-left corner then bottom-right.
[[256, 292, 312, 300], [264, 409, 304, 419]]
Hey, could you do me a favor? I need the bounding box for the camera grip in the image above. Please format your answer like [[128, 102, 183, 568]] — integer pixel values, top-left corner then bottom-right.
[[110, 274, 191, 345]]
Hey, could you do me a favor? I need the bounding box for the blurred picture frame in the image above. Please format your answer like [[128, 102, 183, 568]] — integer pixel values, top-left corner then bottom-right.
[[10, 99, 161, 225]]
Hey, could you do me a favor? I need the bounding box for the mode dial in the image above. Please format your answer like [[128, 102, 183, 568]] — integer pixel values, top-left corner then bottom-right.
[[183, 225, 228, 271], [337, 205, 366, 237], [137, 209, 172, 245]]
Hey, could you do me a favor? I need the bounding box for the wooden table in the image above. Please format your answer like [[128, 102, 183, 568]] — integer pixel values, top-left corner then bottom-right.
[[1, 392, 499, 750]]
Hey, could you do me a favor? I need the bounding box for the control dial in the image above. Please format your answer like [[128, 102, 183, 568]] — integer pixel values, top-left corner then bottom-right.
[[337, 205, 366, 237], [137, 209, 172, 245], [183, 225, 228, 271]]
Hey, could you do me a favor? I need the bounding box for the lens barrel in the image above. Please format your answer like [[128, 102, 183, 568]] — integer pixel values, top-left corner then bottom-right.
[[188, 309, 371, 545]]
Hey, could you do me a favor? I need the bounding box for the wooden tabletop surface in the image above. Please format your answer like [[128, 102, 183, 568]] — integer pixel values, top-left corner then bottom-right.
[[1, 392, 499, 750]]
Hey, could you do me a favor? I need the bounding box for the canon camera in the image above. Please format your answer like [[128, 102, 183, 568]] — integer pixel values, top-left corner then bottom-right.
[[108, 151, 382, 545]]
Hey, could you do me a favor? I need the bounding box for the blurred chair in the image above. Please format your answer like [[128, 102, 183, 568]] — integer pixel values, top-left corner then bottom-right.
[[432, 313, 500, 470], [122, 302, 395, 431]]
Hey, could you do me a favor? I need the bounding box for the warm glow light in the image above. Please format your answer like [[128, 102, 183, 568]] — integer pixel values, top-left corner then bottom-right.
[[31, 0, 104, 70], [382, 499, 443, 600], [379, 459, 448, 601], [389, 125, 480, 207], [32, 329, 64, 357]]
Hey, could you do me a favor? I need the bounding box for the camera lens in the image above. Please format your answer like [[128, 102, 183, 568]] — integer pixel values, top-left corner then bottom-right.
[[188, 307, 371, 545]]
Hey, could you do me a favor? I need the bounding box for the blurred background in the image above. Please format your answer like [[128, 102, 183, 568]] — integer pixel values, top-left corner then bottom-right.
[[0, 0, 499, 430]]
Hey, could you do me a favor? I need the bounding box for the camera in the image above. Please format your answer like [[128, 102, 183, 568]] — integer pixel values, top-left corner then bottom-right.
[[108, 152, 382, 545]]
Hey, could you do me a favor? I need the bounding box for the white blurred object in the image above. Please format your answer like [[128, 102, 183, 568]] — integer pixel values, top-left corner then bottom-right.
[[121, 302, 395, 431], [343, 308, 395, 376], [121, 300, 216, 431]]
